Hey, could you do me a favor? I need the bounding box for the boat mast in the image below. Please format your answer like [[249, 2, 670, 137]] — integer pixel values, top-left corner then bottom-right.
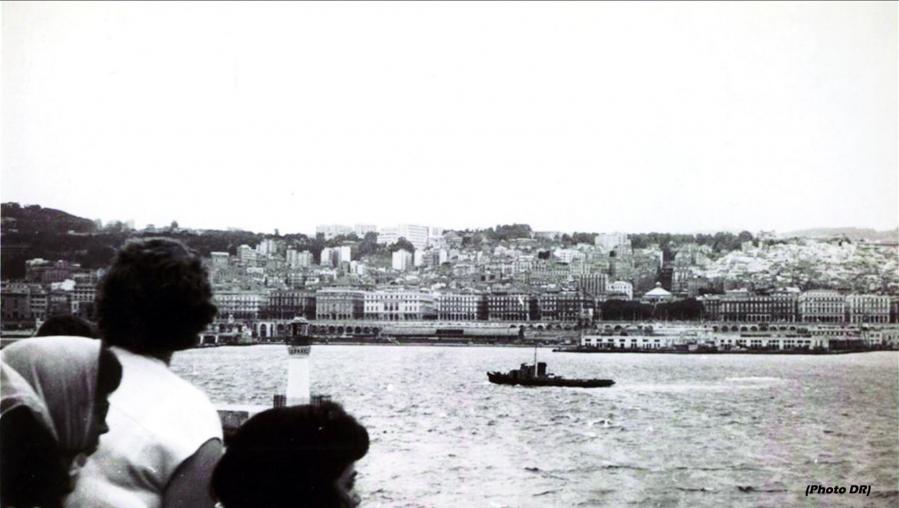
[[533, 342, 538, 376]]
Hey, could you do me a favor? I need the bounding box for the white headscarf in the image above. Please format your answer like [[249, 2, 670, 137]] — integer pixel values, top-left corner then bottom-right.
[[1, 336, 103, 455]]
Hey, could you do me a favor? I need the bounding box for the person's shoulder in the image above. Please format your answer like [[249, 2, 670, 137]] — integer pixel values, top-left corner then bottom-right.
[[109, 347, 218, 418]]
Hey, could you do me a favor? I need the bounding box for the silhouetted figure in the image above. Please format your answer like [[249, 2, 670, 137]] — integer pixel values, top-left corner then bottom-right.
[[65, 238, 222, 508], [35, 315, 97, 338], [1, 337, 122, 508], [212, 402, 370, 508]]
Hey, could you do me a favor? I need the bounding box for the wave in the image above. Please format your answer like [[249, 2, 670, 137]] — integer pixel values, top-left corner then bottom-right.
[[725, 376, 787, 383], [736, 485, 788, 493], [676, 487, 715, 493]]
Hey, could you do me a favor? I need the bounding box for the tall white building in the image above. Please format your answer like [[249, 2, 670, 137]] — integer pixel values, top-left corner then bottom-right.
[[336, 246, 352, 265], [320, 247, 335, 267], [315, 224, 352, 240], [553, 248, 585, 264], [210, 252, 230, 268], [377, 224, 431, 249], [427, 227, 444, 246], [354, 224, 377, 236], [595, 233, 630, 252], [237, 245, 257, 264], [398, 224, 429, 249], [286, 249, 312, 269], [256, 239, 276, 256], [392, 249, 413, 271], [378, 227, 399, 245]]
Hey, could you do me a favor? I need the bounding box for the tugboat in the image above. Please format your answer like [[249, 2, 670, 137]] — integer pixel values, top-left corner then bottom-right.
[[487, 347, 615, 388]]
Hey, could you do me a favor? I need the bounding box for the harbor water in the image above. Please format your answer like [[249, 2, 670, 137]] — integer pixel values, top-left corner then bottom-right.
[[172, 346, 899, 507]]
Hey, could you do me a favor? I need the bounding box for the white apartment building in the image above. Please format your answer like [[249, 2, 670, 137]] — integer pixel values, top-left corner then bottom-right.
[[595, 233, 630, 252], [237, 245, 257, 265], [255, 239, 276, 256], [321, 247, 350, 267], [286, 249, 313, 269], [398, 224, 429, 249], [320, 247, 335, 268], [210, 252, 230, 268], [553, 248, 585, 264], [354, 224, 377, 236], [378, 227, 400, 245], [392, 249, 413, 271], [316, 224, 353, 240], [336, 246, 352, 265], [378, 224, 431, 249]]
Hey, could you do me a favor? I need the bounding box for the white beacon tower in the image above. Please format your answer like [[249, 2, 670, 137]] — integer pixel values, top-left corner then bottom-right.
[[286, 318, 312, 405]]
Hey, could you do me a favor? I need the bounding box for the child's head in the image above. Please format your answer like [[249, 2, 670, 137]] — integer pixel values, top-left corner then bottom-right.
[[212, 402, 369, 508]]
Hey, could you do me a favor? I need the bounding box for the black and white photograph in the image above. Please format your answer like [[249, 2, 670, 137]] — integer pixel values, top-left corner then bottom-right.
[[1, 2, 897, 507]]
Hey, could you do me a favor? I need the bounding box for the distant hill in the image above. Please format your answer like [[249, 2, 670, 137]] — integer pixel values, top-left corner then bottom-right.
[[780, 227, 898, 242], [1, 202, 97, 234]]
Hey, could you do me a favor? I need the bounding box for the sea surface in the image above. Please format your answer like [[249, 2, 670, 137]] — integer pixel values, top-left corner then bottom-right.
[[172, 346, 899, 507]]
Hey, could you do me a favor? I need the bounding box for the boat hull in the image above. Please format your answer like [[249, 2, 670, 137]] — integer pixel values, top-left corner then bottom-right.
[[487, 372, 614, 388]]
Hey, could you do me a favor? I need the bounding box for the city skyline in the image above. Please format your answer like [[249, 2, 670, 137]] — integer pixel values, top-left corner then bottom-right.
[[3, 2, 897, 234]]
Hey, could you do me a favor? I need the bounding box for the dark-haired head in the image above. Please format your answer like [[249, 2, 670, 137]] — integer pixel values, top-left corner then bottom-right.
[[95, 238, 217, 356], [88, 347, 122, 454], [212, 402, 369, 508], [35, 315, 97, 338]]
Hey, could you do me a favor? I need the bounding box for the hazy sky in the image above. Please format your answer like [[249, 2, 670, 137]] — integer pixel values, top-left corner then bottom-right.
[[2, 2, 896, 234]]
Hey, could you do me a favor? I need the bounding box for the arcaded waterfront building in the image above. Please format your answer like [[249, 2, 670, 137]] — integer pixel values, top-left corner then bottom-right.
[[798, 290, 846, 323], [846, 294, 891, 324], [715, 291, 798, 322], [486, 292, 532, 321], [435, 292, 483, 321], [536, 291, 587, 322], [214, 290, 264, 320], [315, 288, 365, 320], [263, 290, 316, 320], [363, 290, 437, 321]]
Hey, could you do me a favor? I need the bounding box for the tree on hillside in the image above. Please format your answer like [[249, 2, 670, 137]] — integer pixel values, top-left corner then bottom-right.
[[389, 237, 415, 253], [489, 224, 532, 241], [357, 232, 382, 259]]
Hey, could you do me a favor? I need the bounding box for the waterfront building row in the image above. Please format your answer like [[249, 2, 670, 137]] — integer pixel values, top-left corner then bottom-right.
[[581, 334, 830, 351], [3, 279, 898, 329], [700, 290, 892, 324]]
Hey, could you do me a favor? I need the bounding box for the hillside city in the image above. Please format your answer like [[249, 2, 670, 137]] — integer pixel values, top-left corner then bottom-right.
[[2, 204, 898, 347]]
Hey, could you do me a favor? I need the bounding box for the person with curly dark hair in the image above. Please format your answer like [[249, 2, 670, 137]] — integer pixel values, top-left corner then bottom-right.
[[65, 238, 222, 508], [211, 402, 370, 508]]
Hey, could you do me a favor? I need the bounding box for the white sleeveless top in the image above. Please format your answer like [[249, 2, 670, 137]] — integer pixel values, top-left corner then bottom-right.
[[65, 347, 222, 508]]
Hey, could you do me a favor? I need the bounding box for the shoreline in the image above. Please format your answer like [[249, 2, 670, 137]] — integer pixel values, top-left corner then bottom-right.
[[198, 341, 897, 354]]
